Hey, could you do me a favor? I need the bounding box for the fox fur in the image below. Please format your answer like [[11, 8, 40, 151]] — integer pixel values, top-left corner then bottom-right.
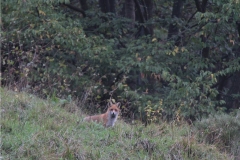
[[84, 102, 120, 127]]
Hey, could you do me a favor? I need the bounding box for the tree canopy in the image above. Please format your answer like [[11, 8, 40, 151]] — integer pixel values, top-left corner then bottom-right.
[[2, 0, 240, 122]]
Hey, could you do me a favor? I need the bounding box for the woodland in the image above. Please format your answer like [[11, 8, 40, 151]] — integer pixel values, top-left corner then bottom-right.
[[2, 0, 240, 123], [1, 0, 240, 159]]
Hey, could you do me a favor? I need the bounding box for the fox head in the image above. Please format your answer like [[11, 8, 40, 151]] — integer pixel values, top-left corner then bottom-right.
[[107, 102, 120, 119]]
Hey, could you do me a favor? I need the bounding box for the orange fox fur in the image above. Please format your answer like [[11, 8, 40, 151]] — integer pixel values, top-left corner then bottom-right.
[[84, 102, 120, 127]]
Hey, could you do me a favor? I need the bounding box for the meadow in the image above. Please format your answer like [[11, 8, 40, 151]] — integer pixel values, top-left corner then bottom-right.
[[1, 88, 239, 160]]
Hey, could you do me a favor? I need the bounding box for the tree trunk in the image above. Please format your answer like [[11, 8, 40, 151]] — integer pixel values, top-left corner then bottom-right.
[[79, 0, 88, 11], [145, 0, 153, 35], [109, 0, 116, 13], [125, 0, 135, 19], [99, 0, 115, 13], [99, 0, 109, 13], [125, 0, 135, 28], [167, 0, 183, 45], [134, 0, 153, 37], [237, 21, 240, 39]]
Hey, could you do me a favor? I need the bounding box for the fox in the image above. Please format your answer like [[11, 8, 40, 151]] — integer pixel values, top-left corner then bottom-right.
[[83, 102, 120, 127]]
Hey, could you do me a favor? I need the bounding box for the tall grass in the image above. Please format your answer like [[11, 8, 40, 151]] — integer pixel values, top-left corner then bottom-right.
[[194, 112, 240, 159], [1, 88, 236, 159]]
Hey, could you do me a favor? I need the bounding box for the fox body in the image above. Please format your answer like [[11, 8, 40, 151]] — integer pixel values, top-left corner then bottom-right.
[[84, 102, 120, 127]]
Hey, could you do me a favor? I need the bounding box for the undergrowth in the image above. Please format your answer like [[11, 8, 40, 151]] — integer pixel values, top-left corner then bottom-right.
[[1, 88, 238, 159]]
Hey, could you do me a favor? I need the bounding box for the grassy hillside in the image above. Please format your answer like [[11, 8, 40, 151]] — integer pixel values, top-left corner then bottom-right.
[[1, 88, 239, 159]]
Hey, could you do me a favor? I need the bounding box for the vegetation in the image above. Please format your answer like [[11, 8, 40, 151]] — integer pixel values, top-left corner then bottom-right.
[[1, 88, 239, 159], [2, 0, 240, 122], [1, 0, 240, 158]]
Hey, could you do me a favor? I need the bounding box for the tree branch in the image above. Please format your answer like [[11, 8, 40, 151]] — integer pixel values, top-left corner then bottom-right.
[[63, 3, 86, 17]]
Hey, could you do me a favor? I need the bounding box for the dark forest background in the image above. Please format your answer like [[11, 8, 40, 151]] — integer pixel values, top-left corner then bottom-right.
[[2, 0, 240, 123]]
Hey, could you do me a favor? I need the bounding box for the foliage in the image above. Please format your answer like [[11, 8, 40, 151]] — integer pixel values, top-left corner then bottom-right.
[[1, 0, 240, 122], [1, 88, 236, 159]]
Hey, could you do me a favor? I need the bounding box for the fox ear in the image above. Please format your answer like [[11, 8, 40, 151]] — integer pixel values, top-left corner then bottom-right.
[[116, 102, 121, 107], [107, 100, 113, 108]]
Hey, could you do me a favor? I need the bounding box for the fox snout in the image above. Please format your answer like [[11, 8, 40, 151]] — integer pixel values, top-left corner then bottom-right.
[[111, 112, 117, 118], [110, 108, 119, 118]]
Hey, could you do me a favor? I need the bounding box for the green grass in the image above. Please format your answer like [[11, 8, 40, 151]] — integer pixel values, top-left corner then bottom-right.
[[1, 88, 237, 160]]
